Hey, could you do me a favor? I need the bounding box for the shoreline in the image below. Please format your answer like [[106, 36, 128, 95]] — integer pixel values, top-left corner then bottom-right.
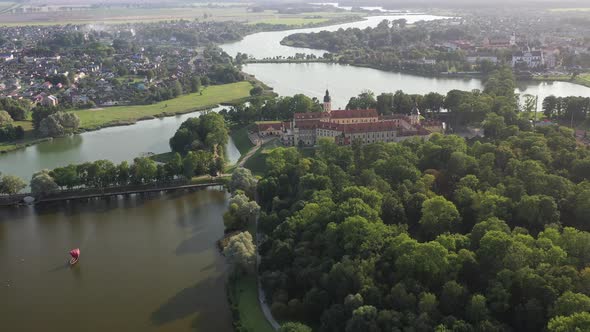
[[247, 57, 590, 89], [0, 95, 252, 155]]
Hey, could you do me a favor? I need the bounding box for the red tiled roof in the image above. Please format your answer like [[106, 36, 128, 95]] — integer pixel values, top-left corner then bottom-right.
[[341, 121, 401, 133], [294, 112, 330, 120], [295, 120, 320, 130], [257, 122, 283, 131], [330, 109, 378, 118]]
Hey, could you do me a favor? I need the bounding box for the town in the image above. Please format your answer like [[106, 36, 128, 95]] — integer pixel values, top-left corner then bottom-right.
[[0, 21, 249, 108]]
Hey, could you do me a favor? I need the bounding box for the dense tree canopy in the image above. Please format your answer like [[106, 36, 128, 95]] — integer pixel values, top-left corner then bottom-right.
[[169, 112, 228, 155], [254, 108, 590, 331]]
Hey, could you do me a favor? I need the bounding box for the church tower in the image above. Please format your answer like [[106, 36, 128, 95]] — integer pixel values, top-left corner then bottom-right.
[[323, 89, 332, 112]]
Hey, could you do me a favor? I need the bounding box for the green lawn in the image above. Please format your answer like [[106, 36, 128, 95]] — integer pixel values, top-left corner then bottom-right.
[[149, 151, 175, 163], [231, 125, 255, 156], [243, 139, 281, 176], [232, 275, 274, 332], [533, 73, 590, 88], [73, 82, 252, 130], [0, 120, 39, 153], [549, 7, 590, 12]]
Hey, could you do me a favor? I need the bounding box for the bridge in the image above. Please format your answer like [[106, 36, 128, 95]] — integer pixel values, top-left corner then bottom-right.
[[0, 179, 227, 207]]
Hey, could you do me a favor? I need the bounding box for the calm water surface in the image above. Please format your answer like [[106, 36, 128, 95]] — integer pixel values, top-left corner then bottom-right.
[[222, 14, 450, 59], [0, 106, 240, 182], [0, 190, 232, 332], [242, 63, 590, 110]]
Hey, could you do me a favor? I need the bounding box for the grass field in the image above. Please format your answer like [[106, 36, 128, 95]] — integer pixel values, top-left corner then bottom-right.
[[230, 125, 255, 156], [533, 73, 590, 88], [73, 82, 252, 130], [243, 139, 281, 176], [549, 7, 590, 12], [0, 5, 356, 26], [248, 17, 329, 26], [230, 275, 274, 332]]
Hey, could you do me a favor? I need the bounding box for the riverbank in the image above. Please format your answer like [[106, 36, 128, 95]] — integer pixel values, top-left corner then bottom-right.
[[74, 82, 253, 131], [533, 73, 590, 88], [0, 82, 253, 154]]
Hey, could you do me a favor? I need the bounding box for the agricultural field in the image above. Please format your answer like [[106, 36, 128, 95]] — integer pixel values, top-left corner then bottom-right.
[[0, 3, 354, 26], [549, 7, 590, 12]]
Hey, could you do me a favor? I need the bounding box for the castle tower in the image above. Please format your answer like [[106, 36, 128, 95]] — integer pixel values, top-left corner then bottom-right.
[[410, 103, 421, 126], [323, 89, 332, 112]]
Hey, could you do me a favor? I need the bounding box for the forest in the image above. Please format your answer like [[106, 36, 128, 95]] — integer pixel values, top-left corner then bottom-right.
[[281, 19, 497, 76], [250, 68, 590, 331]]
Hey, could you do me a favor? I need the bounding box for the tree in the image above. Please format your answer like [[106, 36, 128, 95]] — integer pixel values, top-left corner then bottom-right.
[[515, 195, 560, 230], [346, 305, 380, 332], [30, 170, 59, 193], [482, 112, 506, 138], [279, 322, 312, 332], [0, 174, 26, 194], [38, 112, 80, 137], [190, 76, 201, 93], [223, 231, 256, 274], [229, 167, 257, 198], [420, 196, 461, 238], [551, 292, 590, 318], [223, 192, 260, 231], [346, 90, 377, 110], [0, 110, 13, 126], [49, 164, 79, 189], [466, 294, 489, 323], [548, 312, 590, 332], [132, 157, 157, 183], [169, 113, 228, 154], [183, 151, 199, 178], [250, 86, 263, 96]]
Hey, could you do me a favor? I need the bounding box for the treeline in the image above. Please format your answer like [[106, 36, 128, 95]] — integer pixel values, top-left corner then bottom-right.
[[28, 151, 224, 194], [543, 95, 590, 123], [344, 68, 522, 132], [255, 128, 590, 331], [281, 19, 501, 75], [220, 94, 323, 126]]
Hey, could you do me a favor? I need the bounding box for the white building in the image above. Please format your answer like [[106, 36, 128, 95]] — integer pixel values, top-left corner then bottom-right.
[[512, 51, 544, 68]]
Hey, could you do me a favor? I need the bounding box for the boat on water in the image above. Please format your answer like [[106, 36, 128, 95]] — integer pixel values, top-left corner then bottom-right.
[[69, 248, 80, 265]]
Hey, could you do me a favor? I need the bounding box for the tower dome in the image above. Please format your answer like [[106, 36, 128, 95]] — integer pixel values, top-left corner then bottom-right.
[[323, 89, 332, 112], [323, 89, 331, 103]]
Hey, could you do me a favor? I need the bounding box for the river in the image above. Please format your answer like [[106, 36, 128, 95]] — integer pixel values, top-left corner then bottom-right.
[[240, 62, 590, 111], [0, 106, 241, 183], [222, 14, 449, 59], [0, 189, 232, 332]]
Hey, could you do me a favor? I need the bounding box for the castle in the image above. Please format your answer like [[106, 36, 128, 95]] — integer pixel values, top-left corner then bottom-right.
[[257, 90, 443, 147]]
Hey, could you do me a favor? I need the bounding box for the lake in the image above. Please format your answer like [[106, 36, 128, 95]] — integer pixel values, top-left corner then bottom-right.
[[0, 189, 233, 332]]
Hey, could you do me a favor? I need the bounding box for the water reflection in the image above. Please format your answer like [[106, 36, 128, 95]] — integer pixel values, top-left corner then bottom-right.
[[0, 190, 232, 332]]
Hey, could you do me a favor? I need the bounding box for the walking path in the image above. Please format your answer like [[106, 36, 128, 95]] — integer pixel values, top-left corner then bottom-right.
[[256, 219, 281, 331]]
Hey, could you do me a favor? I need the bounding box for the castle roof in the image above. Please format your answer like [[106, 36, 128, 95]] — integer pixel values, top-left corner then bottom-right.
[[330, 109, 378, 118], [294, 112, 330, 120]]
